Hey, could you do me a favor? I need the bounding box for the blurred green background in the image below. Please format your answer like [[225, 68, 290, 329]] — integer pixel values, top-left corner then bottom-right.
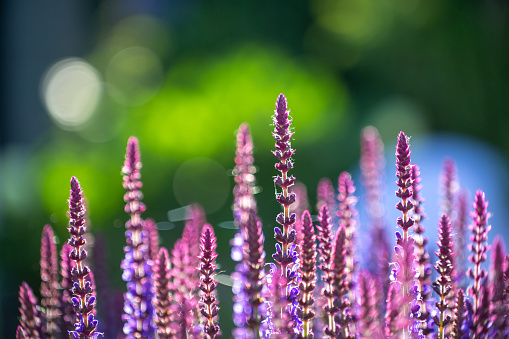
[[1, 0, 509, 337]]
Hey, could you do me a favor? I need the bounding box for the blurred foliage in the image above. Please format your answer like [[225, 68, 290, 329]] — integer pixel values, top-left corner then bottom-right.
[[2, 0, 509, 337]]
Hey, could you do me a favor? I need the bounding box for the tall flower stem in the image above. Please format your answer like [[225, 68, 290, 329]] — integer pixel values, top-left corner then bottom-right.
[[271, 93, 299, 333], [466, 190, 491, 313], [395, 131, 414, 242], [154, 247, 173, 339], [433, 215, 454, 339], [198, 224, 221, 339], [67, 177, 101, 338], [298, 210, 316, 338], [121, 137, 155, 338]]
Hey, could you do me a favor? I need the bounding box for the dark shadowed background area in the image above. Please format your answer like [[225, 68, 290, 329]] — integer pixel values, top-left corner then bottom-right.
[[1, 0, 509, 337]]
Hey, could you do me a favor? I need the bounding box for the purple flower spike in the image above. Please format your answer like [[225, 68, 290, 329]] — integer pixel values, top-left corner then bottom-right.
[[298, 210, 316, 338], [409, 165, 433, 336], [171, 239, 198, 337], [337, 172, 358, 300], [144, 218, 160, 261], [454, 191, 468, 289], [18, 281, 42, 339], [433, 215, 454, 339], [198, 224, 221, 339], [154, 247, 173, 339], [395, 131, 414, 240], [450, 289, 467, 339], [316, 205, 336, 338], [466, 190, 491, 314], [332, 226, 354, 338], [267, 266, 294, 337], [357, 270, 383, 338], [121, 137, 156, 339], [489, 236, 506, 336], [60, 243, 75, 331], [242, 211, 266, 336], [441, 158, 459, 218], [40, 225, 61, 339], [316, 177, 335, 212], [271, 93, 300, 332], [68, 177, 101, 339], [387, 237, 418, 337]]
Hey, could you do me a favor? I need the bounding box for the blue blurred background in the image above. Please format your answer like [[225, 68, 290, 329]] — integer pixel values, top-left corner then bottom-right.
[[1, 0, 509, 337]]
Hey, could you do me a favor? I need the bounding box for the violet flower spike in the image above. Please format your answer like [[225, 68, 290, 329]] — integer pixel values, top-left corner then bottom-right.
[[332, 226, 354, 339], [449, 289, 467, 339], [441, 158, 459, 218], [360, 127, 390, 301], [271, 93, 300, 331], [121, 137, 156, 339], [243, 211, 266, 337], [316, 177, 335, 212], [232, 123, 258, 337], [395, 131, 414, 241], [60, 243, 75, 332], [198, 224, 221, 339], [298, 210, 316, 338], [143, 218, 160, 261], [488, 236, 506, 337], [409, 165, 433, 336], [268, 266, 294, 337], [432, 215, 454, 339], [67, 177, 102, 339], [454, 191, 468, 289], [357, 270, 382, 338], [18, 281, 42, 339], [337, 171, 358, 303], [153, 247, 173, 339], [170, 239, 197, 337], [316, 205, 336, 338], [40, 224, 61, 339], [466, 190, 491, 314]]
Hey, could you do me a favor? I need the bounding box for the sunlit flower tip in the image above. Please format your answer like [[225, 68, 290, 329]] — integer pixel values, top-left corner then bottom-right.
[[124, 136, 140, 173]]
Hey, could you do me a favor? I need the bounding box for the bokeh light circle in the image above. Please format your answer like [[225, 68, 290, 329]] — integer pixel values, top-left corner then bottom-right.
[[41, 58, 103, 129], [105, 46, 164, 106], [173, 158, 230, 214]]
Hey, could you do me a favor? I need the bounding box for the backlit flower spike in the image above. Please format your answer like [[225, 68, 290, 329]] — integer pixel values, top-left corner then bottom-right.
[[143, 218, 160, 261], [18, 281, 42, 339], [121, 137, 156, 339], [298, 210, 317, 338], [60, 243, 75, 332], [450, 289, 467, 339], [271, 93, 300, 331], [360, 127, 389, 283], [40, 224, 61, 339], [268, 266, 294, 337], [395, 131, 414, 241], [454, 190, 468, 289], [337, 171, 358, 300], [409, 165, 433, 336], [432, 215, 454, 339], [384, 283, 399, 338], [316, 205, 337, 338], [332, 226, 354, 339], [232, 123, 258, 337], [466, 190, 491, 313], [154, 247, 173, 339], [67, 177, 102, 339], [170, 239, 197, 337], [441, 158, 459, 218], [233, 122, 257, 227], [489, 236, 506, 337], [198, 224, 221, 339], [316, 177, 335, 212], [471, 280, 490, 338], [389, 237, 419, 337], [357, 270, 383, 338], [242, 210, 266, 337]]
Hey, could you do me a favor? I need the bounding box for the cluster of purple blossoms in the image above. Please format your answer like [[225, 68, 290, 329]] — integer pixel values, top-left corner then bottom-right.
[[13, 93, 509, 339]]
